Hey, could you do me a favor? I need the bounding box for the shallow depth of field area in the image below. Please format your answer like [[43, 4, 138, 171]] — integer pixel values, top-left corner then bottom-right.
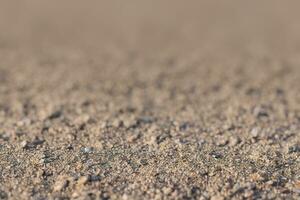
[[0, 1, 300, 199]]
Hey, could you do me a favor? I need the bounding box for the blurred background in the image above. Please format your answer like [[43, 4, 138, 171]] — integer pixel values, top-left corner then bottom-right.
[[1, 0, 300, 57]]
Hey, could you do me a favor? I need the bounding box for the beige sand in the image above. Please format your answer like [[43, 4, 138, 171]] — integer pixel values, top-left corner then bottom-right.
[[0, 1, 300, 199]]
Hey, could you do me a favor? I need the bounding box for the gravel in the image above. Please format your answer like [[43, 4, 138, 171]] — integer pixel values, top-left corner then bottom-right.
[[0, 1, 300, 199]]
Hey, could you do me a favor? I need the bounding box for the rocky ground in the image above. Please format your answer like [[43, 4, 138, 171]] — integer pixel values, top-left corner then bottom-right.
[[0, 1, 300, 199]]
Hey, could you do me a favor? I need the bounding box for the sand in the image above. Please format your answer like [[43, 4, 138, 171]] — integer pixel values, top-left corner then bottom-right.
[[0, 1, 300, 199]]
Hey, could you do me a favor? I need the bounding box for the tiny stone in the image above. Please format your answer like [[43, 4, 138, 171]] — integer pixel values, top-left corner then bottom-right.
[[127, 132, 140, 143], [266, 180, 274, 186], [253, 106, 269, 118], [48, 110, 62, 120], [111, 119, 121, 127], [17, 118, 31, 127], [162, 187, 172, 195], [77, 176, 89, 185], [66, 144, 74, 150], [229, 136, 240, 147], [250, 127, 260, 138], [72, 191, 80, 198], [146, 135, 157, 146], [216, 137, 228, 147], [20, 140, 28, 148], [123, 117, 136, 128], [179, 122, 190, 131], [53, 177, 69, 192], [100, 121, 107, 129], [21, 138, 44, 149], [288, 145, 300, 153], [89, 175, 100, 182], [0, 190, 8, 200], [210, 152, 223, 159], [249, 173, 264, 182], [82, 147, 93, 154], [243, 189, 254, 198], [122, 194, 129, 200]]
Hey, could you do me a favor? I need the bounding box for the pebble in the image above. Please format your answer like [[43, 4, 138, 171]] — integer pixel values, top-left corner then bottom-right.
[[122, 194, 129, 200], [0, 190, 8, 199], [72, 191, 80, 198], [288, 145, 300, 153], [250, 127, 260, 138], [48, 110, 62, 120], [146, 135, 157, 146], [126, 132, 140, 143], [210, 152, 223, 159], [21, 138, 44, 149], [122, 117, 137, 128], [53, 176, 70, 192], [89, 175, 101, 182], [17, 118, 31, 127], [20, 140, 28, 148], [82, 147, 94, 154], [253, 106, 269, 118], [216, 137, 228, 147], [111, 119, 122, 128], [40, 152, 55, 164], [162, 187, 172, 195], [243, 189, 254, 198], [77, 176, 89, 185], [249, 172, 264, 182], [228, 136, 240, 147], [100, 121, 107, 129]]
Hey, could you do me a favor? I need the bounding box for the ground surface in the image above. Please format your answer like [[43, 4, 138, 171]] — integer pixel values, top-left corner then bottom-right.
[[0, 1, 300, 199]]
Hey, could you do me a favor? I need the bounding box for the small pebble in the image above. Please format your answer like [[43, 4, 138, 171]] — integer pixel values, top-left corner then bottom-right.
[[216, 137, 228, 147], [123, 117, 136, 128], [229, 136, 240, 147], [100, 121, 107, 129], [17, 118, 31, 127], [20, 140, 28, 148], [210, 152, 223, 159], [21, 138, 44, 149], [77, 176, 89, 185], [250, 127, 260, 138], [126, 132, 140, 143], [53, 176, 70, 192], [111, 119, 121, 127], [82, 147, 93, 154], [48, 110, 62, 120], [253, 106, 269, 118], [288, 145, 300, 153]]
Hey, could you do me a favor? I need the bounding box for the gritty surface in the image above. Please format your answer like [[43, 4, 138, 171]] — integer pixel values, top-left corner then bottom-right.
[[0, 1, 300, 200]]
